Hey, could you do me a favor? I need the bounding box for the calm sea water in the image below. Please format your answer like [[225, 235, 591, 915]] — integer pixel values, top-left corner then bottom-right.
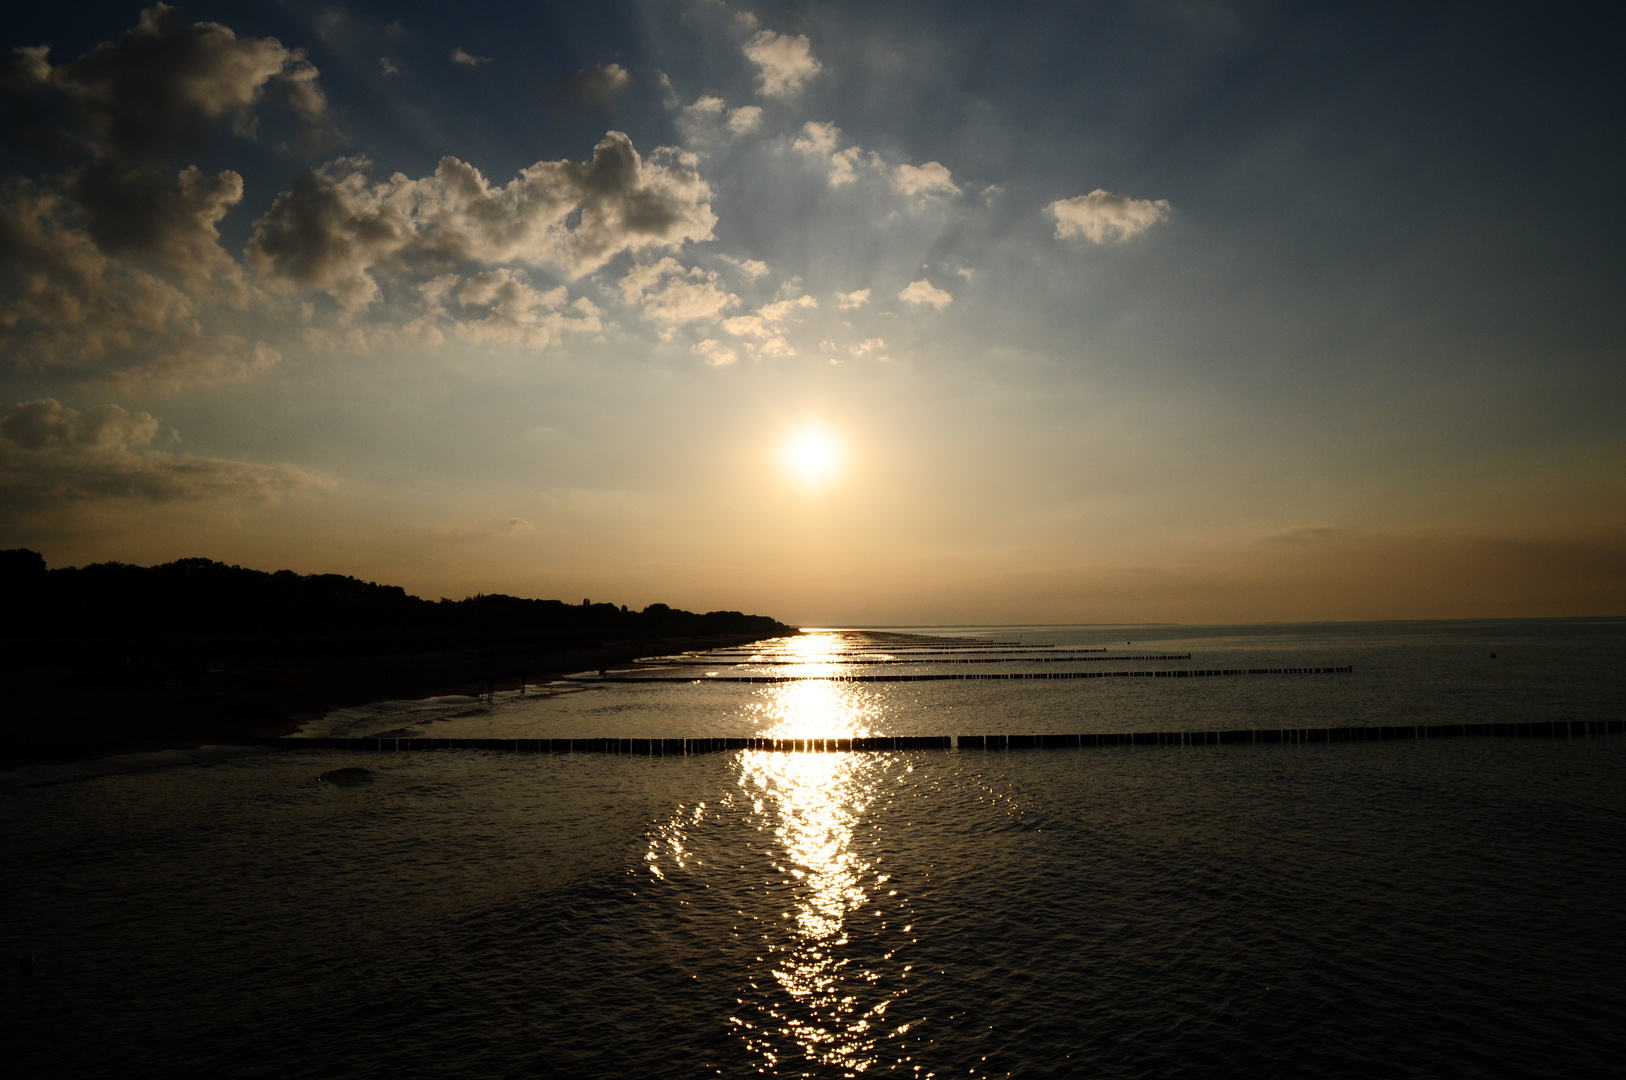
[[4, 620, 1623, 1078]]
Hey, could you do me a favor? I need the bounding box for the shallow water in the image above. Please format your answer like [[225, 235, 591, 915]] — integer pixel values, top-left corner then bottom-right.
[[4, 620, 1623, 1078]]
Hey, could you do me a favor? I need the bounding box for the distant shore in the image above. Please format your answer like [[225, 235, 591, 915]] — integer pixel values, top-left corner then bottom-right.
[[2, 550, 794, 770], [0, 630, 786, 770]]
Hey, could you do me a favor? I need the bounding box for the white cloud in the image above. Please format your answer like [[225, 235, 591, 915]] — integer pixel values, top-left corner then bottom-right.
[[891, 161, 961, 200], [850, 338, 885, 355], [248, 133, 717, 307], [679, 97, 762, 145], [450, 47, 491, 67], [692, 338, 738, 367], [835, 288, 870, 310], [792, 120, 840, 158], [619, 258, 737, 326], [379, 57, 399, 76], [899, 279, 952, 310], [795, 123, 959, 198], [743, 30, 822, 98], [760, 294, 817, 320], [727, 105, 763, 135], [720, 255, 770, 279], [0, 398, 329, 507], [722, 293, 815, 338], [792, 122, 874, 187], [1046, 189, 1171, 243]]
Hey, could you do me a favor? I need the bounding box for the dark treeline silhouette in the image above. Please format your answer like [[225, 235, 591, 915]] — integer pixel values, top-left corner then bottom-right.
[[2, 549, 783, 652], [0, 549, 792, 766]]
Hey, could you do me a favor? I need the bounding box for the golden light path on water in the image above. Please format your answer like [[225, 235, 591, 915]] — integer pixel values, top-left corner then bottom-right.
[[645, 632, 926, 1075]]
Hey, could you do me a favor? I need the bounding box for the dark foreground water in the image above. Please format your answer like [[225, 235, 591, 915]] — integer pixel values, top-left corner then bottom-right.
[[4, 620, 1623, 1078]]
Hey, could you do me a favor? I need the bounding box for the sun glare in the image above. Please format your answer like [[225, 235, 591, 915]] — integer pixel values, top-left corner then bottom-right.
[[783, 428, 842, 486]]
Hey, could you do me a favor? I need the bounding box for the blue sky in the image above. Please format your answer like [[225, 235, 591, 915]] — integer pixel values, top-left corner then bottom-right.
[[2, 1, 1621, 622]]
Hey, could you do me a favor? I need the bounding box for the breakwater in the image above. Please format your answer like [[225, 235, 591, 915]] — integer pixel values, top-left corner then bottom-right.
[[656, 653, 1194, 666], [582, 664, 1353, 684], [267, 719, 1621, 755]]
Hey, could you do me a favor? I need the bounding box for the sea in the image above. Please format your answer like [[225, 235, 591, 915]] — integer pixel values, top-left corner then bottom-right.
[[3, 619, 1623, 1079]]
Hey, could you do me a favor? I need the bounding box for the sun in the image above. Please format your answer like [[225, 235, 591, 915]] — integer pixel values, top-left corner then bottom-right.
[[783, 427, 842, 486]]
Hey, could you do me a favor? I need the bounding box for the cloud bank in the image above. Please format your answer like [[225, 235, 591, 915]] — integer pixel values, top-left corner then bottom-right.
[[0, 398, 327, 506]]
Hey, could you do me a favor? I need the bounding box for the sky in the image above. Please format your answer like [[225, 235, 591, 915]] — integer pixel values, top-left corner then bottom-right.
[[1, 0, 1622, 625]]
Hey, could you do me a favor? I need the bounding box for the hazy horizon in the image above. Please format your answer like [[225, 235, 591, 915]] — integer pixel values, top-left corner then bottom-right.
[[3, 2, 1622, 626]]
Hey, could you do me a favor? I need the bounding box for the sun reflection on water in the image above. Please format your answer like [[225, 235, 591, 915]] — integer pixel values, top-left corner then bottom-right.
[[645, 631, 928, 1075]]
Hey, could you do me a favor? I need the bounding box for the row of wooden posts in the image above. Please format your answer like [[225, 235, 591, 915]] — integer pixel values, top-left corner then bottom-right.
[[270, 719, 1621, 756]]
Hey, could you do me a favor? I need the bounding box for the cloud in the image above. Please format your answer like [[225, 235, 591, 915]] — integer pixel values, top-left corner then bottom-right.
[[795, 123, 958, 199], [835, 288, 870, 310], [66, 161, 246, 289], [678, 96, 763, 144], [0, 178, 199, 368], [106, 338, 282, 392], [792, 122, 871, 187], [722, 293, 814, 337], [1047, 189, 1171, 243], [432, 269, 602, 349], [0, 398, 328, 506], [619, 257, 737, 327], [898, 279, 952, 310], [0, 7, 333, 375], [559, 63, 631, 108], [727, 105, 762, 135], [692, 338, 738, 366], [743, 30, 822, 98], [850, 337, 885, 355], [450, 47, 491, 67], [442, 516, 535, 542], [891, 161, 961, 200], [719, 255, 769, 279], [248, 132, 717, 307], [0, 4, 329, 160], [379, 57, 399, 76], [1260, 526, 1351, 545], [719, 293, 814, 357]]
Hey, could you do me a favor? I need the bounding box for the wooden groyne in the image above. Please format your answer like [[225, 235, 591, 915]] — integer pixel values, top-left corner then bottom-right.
[[583, 665, 1354, 684], [266, 719, 1620, 756], [657, 653, 1194, 666], [271, 735, 952, 755]]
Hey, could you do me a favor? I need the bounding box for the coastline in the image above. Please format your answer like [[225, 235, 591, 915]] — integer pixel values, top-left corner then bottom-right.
[[0, 629, 788, 771]]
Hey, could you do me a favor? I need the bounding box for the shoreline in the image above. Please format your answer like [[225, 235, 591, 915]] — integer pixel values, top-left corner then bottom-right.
[[0, 630, 788, 771]]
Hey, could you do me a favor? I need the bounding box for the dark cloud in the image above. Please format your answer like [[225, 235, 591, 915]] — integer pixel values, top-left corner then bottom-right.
[[67, 160, 243, 283], [551, 63, 632, 110], [0, 397, 328, 506], [0, 6, 334, 374], [3, 3, 328, 161], [0, 178, 199, 369]]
